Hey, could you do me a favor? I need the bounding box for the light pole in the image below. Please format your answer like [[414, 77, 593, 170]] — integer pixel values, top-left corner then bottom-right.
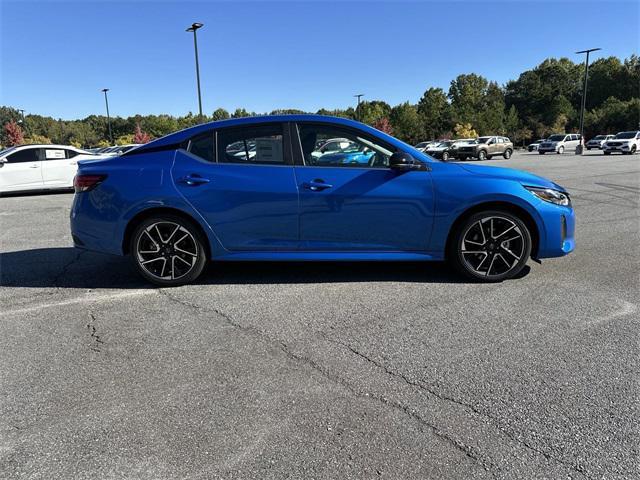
[[575, 47, 601, 154], [354, 94, 364, 121], [101, 88, 113, 144], [186, 22, 204, 119]]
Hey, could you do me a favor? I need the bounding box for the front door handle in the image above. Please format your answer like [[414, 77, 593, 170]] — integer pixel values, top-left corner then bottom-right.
[[178, 174, 210, 186], [30, 164, 39, 168], [304, 179, 333, 191]]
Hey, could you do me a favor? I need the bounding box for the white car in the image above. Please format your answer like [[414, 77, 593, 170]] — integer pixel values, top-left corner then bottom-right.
[[0, 144, 96, 194], [414, 141, 437, 152], [603, 131, 640, 155], [102, 144, 141, 156], [586, 135, 614, 150], [538, 134, 581, 154], [528, 139, 546, 152]]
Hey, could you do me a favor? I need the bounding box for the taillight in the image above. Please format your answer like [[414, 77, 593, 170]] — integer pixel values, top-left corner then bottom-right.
[[74, 174, 107, 193]]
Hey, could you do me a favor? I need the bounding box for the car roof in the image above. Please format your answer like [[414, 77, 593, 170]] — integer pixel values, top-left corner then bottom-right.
[[6, 144, 92, 153], [130, 115, 414, 155]]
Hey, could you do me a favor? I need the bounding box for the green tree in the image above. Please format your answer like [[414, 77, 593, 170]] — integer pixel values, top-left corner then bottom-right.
[[448, 73, 489, 128], [358, 100, 391, 126], [417, 87, 451, 139], [212, 108, 230, 121], [389, 102, 421, 143]]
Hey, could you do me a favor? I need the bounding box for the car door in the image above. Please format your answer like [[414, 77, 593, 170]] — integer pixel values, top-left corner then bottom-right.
[[293, 122, 434, 251], [41, 148, 78, 187], [172, 123, 300, 251], [0, 147, 43, 192]]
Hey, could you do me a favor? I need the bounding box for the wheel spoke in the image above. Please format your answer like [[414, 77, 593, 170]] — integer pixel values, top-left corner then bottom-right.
[[501, 245, 521, 261], [486, 254, 497, 276], [142, 229, 160, 248], [159, 258, 167, 277], [174, 255, 193, 267], [154, 225, 165, 243], [494, 223, 516, 239], [166, 225, 181, 244], [141, 256, 163, 265], [478, 221, 487, 244]]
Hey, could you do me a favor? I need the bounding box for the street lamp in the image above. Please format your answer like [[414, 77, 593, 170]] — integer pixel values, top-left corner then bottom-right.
[[186, 22, 204, 119], [101, 88, 113, 144], [354, 94, 364, 121], [575, 47, 601, 154]]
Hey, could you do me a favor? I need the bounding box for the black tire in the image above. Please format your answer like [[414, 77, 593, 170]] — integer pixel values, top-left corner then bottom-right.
[[604, 151, 610, 155], [450, 210, 532, 282], [503, 149, 512, 159], [442, 151, 450, 161], [558, 146, 564, 154], [539, 151, 546, 155], [631, 145, 637, 154], [478, 150, 487, 161], [586, 147, 591, 150], [130, 214, 208, 287]]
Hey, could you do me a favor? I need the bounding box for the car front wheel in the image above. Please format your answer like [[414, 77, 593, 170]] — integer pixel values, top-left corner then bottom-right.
[[130, 214, 208, 287], [442, 151, 450, 161], [451, 211, 532, 282], [558, 146, 564, 154], [503, 149, 512, 159], [478, 150, 487, 161]]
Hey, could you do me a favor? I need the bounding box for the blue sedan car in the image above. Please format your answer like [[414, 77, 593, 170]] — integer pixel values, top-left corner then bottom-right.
[[70, 115, 574, 286]]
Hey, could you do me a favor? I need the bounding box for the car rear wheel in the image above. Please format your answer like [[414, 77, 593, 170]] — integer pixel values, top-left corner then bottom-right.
[[478, 150, 487, 161], [539, 151, 545, 155], [558, 146, 564, 154], [503, 149, 512, 159], [130, 214, 207, 287], [451, 210, 532, 282]]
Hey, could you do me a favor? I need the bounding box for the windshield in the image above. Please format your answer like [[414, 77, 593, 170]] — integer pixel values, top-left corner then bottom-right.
[[0, 146, 18, 157], [615, 131, 637, 139], [415, 142, 429, 148], [548, 135, 566, 141], [592, 135, 605, 140]]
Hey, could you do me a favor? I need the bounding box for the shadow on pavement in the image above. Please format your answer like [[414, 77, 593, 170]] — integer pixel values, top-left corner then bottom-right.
[[0, 247, 512, 289]]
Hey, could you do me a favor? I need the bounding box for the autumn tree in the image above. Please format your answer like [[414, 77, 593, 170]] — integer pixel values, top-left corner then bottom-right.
[[133, 123, 152, 144], [3, 120, 24, 146], [372, 117, 393, 135]]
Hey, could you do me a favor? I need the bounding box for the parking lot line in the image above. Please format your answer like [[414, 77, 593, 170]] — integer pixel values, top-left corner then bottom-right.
[[0, 289, 157, 317]]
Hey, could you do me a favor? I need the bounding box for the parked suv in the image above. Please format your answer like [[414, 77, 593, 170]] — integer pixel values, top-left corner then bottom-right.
[[586, 134, 614, 150], [602, 131, 640, 155], [456, 136, 514, 161], [538, 134, 581, 154]]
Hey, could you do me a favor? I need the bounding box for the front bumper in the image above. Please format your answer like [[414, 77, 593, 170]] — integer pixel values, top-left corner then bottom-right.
[[535, 202, 575, 258], [538, 145, 559, 153], [603, 144, 631, 153]]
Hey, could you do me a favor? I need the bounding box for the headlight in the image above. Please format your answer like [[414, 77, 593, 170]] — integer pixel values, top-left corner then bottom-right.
[[525, 186, 571, 206]]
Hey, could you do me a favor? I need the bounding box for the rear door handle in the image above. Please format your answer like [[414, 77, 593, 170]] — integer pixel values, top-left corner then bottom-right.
[[29, 164, 39, 168], [178, 174, 210, 186], [304, 179, 333, 191]]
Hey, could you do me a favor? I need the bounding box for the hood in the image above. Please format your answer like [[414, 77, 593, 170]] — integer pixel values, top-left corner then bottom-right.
[[455, 163, 565, 192]]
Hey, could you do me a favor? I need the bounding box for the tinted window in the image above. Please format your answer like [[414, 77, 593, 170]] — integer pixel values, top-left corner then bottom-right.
[[188, 132, 214, 162], [6, 148, 39, 163], [297, 124, 395, 169], [66, 150, 79, 158], [218, 125, 285, 165]]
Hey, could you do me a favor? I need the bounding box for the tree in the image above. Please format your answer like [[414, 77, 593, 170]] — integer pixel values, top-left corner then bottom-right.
[[358, 101, 391, 126], [23, 133, 52, 144], [478, 82, 506, 134], [504, 105, 520, 140], [372, 117, 393, 135], [212, 108, 230, 121], [232, 108, 251, 118], [454, 123, 477, 139], [389, 102, 421, 143], [417, 87, 451, 139], [133, 123, 152, 144], [449, 73, 489, 128], [3, 121, 24, 146]]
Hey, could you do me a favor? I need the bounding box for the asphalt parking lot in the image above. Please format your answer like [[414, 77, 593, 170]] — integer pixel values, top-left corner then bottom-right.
[[1, 150, 638, 479]]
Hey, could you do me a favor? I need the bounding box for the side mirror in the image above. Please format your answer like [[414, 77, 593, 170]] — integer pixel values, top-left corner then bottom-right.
[[389, 152, 424, 171]]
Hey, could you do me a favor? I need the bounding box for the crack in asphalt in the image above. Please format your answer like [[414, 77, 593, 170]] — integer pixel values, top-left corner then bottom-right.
[[53, 249, 87, 288], [158, 289, 498, 477], [322, 337, 588, 478], [87, 313, 105, 352]]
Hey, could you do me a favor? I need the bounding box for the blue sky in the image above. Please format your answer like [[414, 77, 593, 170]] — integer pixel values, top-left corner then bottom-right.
[[1, 1, 638, 119]]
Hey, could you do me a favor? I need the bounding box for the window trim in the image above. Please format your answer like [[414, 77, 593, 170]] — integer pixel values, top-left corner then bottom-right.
[[291, 121, 399, 169]]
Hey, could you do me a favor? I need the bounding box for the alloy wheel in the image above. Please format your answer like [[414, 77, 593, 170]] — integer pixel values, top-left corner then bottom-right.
[[460, 216, 525, 278], [136, 221, 199, 281]]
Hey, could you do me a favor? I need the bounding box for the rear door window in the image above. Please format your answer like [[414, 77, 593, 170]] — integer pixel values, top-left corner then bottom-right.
[[217, 124, 286, 165]]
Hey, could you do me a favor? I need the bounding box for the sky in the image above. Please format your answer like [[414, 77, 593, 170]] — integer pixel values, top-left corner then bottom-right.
[[1, 0, 638, 119]]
